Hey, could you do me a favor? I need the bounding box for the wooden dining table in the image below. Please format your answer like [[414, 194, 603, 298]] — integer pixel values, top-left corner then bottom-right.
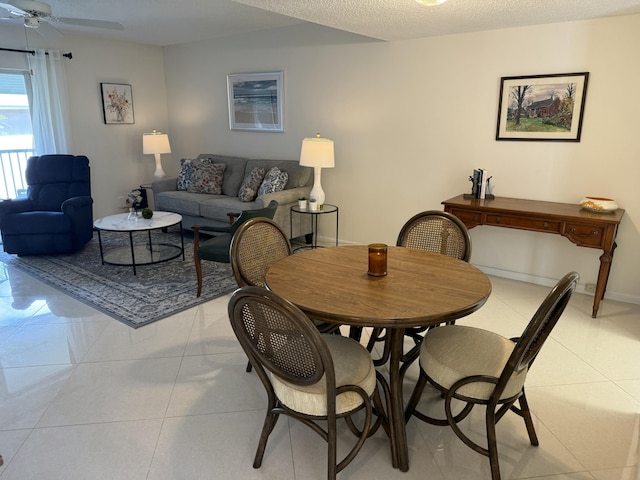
[[265, 245, 492, 472]]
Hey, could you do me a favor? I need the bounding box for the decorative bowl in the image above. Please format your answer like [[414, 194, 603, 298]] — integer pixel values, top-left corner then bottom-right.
[[579, 197, 619, 213]]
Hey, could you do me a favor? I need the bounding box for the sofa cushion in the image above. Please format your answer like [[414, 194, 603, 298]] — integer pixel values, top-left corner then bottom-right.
[[154, 191, 209, 217], [238, 167, 266, 202], [200, 196, 257, 223], [198, 154, 248, 197], [176, 159, 196, 191], [192, 161, 225, 194], [257, 167, 288, 196]]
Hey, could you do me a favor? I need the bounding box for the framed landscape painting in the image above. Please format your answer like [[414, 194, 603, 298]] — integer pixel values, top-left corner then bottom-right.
[[101, 83, 135, 124], [227, 71, 283, 132], [496, 72, 589, 142]]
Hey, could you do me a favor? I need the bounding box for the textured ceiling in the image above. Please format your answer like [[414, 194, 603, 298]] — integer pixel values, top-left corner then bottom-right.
[[2, 0, 640, 46]]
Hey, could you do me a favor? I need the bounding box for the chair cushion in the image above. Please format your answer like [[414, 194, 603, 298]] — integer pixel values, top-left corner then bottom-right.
[[1, 211, 71, 234], [420, 325, 527, 401], [271, 334, 376, 416], [198, 234, 233, 263]]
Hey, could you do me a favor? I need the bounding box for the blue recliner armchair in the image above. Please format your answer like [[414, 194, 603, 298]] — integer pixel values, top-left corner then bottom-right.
[[0, 154, 94, 256]]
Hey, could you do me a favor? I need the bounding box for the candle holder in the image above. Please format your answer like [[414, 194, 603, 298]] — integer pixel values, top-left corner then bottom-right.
[[368, 243, 388, 277]]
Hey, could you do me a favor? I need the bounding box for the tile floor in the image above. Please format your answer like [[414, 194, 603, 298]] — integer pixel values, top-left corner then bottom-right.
[[0, 263, 638, 480]]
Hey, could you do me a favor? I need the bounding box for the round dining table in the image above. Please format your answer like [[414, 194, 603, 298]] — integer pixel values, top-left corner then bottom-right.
[[265, 245, 492, 472]]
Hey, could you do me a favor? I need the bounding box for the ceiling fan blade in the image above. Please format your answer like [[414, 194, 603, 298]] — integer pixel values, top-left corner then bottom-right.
[[35, 18, 62, 38], [56, 16, 124, 30], [0, 2, 27, 16]]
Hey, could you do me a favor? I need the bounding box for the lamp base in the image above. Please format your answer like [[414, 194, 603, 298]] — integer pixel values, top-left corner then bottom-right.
[[309, 167, 325, 206], [153, 153, 166, 181]]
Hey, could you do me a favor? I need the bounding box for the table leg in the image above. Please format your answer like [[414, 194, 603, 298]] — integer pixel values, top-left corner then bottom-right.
[[388, 327, 409, 471], [129, 231, 137, 275], [97, 230, 105, 265], [179, 222, 185, 260], [593, 242, 617, 318]]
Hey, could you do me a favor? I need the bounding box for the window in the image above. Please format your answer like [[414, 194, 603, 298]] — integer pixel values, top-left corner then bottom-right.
[[0, 70, 34, 199]]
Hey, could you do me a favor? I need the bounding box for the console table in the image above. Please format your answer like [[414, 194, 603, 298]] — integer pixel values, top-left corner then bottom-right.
[[442, 194, 625, 318]]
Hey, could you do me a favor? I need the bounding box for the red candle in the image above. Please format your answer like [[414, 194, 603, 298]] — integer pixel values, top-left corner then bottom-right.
[[368, 243, 388, 277]]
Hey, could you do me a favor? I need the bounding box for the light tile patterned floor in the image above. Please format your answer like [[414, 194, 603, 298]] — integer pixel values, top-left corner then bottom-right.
[[0, 264, 638, 480]]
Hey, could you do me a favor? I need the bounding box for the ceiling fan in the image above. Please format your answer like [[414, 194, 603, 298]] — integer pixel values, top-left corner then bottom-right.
[[0, 0, 124, 38]]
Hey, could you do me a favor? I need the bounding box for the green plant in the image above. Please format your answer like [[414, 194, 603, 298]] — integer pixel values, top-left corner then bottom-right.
[[308, 198, 316, 202], [298, 196, 306, 201], [141, 208, 153, 219]]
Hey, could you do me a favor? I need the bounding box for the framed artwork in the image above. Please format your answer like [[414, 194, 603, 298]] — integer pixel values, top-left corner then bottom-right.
[[496, 72, 589, 142], [227, 71, 283, 132], [101, 83, 135, 124]]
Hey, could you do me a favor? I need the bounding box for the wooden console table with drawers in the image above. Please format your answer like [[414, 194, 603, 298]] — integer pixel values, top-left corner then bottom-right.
[[442, 194, 625, 318]]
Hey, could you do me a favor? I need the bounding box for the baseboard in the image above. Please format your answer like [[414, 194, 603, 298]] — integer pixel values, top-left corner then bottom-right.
[[476, 265, 640, 306]]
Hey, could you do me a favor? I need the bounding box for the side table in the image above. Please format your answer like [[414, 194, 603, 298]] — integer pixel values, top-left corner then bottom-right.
[[290, 203, 339, 250]]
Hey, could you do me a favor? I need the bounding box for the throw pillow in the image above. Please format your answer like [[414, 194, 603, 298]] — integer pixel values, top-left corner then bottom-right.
[[257, 167, 289, 196], [176, 158, 196, 191], [238, 167, 266, 202], [190, 160, 226, 195]]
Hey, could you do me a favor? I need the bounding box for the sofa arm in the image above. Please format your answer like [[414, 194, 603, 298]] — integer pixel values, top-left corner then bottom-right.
[[61, 196, 93, 214], [152, 177, 178, 194], [0, 198, 33, 217], [255, 186, 312, 208]]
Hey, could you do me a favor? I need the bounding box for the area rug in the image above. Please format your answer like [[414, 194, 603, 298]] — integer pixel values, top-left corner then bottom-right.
[[0, 230, 237, 328]]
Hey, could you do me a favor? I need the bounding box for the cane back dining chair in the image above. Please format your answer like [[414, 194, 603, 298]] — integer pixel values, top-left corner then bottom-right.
[[366, 210, 472, 358], [404, 271, 579, 480], [228, 286, 387, 480], [230, 217, 341, 372], [192, 200, 277, 297]]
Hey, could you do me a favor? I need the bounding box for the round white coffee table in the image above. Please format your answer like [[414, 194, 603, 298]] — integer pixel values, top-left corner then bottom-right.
[[93, 211, 184, 275]]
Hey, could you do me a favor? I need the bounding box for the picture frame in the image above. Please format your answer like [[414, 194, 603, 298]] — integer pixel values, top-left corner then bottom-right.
[[496, 72, 589, 142], [227, 71, 283, 132], [100, 83, 135, 124]]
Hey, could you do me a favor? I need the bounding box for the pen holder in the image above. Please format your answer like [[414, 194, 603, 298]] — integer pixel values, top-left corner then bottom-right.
[[368, 243, 388, 277]]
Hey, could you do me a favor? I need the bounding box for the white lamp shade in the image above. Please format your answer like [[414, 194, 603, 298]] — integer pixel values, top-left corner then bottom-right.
[[143, 132, 171, 154], [299, 135, 334, 168]]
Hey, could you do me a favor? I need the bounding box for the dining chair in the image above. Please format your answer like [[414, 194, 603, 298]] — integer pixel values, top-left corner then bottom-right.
[[230, 217, 341, 372], [404, 271, 579, 480], [228, 286, 387, 480], [366, 210, 472, 357], [192, 200, 277, 297]]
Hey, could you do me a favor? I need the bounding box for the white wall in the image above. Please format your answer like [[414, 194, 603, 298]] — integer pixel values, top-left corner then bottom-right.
[[0, 25, 168, 219], [163, 16, 640, 304]]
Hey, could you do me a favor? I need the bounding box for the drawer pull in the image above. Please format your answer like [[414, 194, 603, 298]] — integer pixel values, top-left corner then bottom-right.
[[495, 217, 501, 223], [569, 227, 599, 237], [543, 222, 549, 228]]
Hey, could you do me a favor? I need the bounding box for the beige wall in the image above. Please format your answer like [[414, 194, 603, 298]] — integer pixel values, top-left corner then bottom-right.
[[163, 16, 640, 303], [2, 15, 638, 304], [0, 25, 169, 219]]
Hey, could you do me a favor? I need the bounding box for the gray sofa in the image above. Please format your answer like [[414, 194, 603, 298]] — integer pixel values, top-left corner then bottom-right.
[[151, 154, 313, 239]]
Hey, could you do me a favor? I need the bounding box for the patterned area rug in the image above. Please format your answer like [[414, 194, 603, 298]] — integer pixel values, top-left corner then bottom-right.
[[0, 229, 237, 328]]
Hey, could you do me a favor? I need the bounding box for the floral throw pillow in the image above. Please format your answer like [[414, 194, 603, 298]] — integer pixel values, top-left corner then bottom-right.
[[238, 167, 266, 202], [257, 167, 289, 197], [191, 160, 226, 195], [176, 158, 196, 191]]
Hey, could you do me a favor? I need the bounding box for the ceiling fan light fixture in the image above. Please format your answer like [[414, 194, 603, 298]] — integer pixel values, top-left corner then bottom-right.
[[24, 16, 39, 28], [415, 0, 448, 5]]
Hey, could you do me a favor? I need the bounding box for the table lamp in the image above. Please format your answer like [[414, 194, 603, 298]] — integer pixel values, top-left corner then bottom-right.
[[299, 133, 334, 206], [143, 130, 171, 181]]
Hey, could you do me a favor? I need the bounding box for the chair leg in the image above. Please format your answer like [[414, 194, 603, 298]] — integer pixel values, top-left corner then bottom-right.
[[195, 255, 203, 297], [327, 415, 337, 480], [253, 411, 279, 468], [518, 392, 539, 446], [404, 369, 428, 423], [486, 406, 501, 480]]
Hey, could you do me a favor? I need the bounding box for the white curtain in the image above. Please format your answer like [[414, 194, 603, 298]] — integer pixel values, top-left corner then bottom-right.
[[29, 48, 70, 154]]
